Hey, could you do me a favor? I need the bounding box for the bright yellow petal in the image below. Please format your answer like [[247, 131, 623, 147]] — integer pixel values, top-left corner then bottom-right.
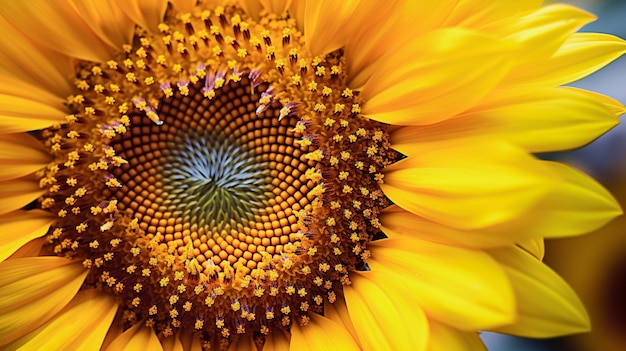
[[505, 33, 626, 87], [369, 236, 515, 330], [515, 161, 622, 239], [0, 176, 43, 216], [262, 330, 290, 351], [0, 94, 67, 133], [428, 321, 486, 351], [444, 0, 542, 28], [112, 0, 168, 33], [260, 0, 292, 16], [289, 313, 360, 351], [516, 237, 545, 261], [324, 297, 360, 346], [303, 0, 359, 56], [0, 1, 115, 62], [496, 4, 596, 63], [0, 257, 88, 346], [393, 87, 622, 153], [105, 322, 164, 351], [0, 210, 53, 262], [360, 28, 516, 126], [344, 270, 429, 351], [4, 290, 117, 351], [0, 16, 73, 98], [0, 133, 51, 181], [382, 139, 555, 229], [490, 246, 590, 337], [380, 206, 537, 248], [346, 0, 459, 88], [71, 0, 135, 49]]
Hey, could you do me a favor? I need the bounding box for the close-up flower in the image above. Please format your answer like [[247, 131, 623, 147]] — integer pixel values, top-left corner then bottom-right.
[[1, 0, 625, 350]]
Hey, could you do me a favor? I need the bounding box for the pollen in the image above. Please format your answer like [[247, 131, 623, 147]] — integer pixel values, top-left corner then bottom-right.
[[38, 2, 397, 349]]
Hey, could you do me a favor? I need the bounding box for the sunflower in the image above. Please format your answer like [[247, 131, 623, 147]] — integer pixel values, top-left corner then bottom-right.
[[0, 0, 624, 350]]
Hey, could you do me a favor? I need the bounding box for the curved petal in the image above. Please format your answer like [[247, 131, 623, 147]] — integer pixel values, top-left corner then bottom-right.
[[489, 247, 590, 337], [71, 0, 136, 48], [0, 133, 51, 181], [369, 236, 515, 330], [428, 320, 486, 351], [3, 290, 117, 351], [0, 93, 67, 133], [345, 0, 458, 88], [516, 237, 545, 261], [324, 297, 360, 346], [505, 33, 626, 87], [382, 139, 555, 230], [162, 335, 184, 351], [262, 330, 290, 351], [360, 28, 516, 126], [105, 322, 164, 351], [228, 336, 256, 351], [0, 16, 73, 98], [496, 4, 596, 63], [0, 210, 54, 262], [261, 0, 292, 16], [6, 238, 45, 260], [392, 87, 622, 153], [112, 0, 168, 33], [443, 0, 542, 29], [0, 257, 88, 346], [380, 206, 536, 249], [0, 1, 116, 62], [289, 313, 360, 351], [344, 271, 429, 351], [303, 0, 360, 56], [0, 176, 44, 216]]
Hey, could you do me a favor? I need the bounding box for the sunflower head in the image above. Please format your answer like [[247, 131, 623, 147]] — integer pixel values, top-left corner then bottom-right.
[[0, 0, 625, 350]]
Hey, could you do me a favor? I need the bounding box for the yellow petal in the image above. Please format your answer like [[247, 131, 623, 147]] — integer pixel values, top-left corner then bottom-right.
[[287, 0, 305, 32], [380, 206, 536, 248], [428, 320, 486, 351], [514, 162, 622, 239], [0, 257, 88, 346], [303, 0, 359, 56], [444, 0, 542, 28], [4, 290, 118, 351], [260, 0, 292, 16], [360, 28, 516, 125], [346, 0, 459, 88], [505, 33, 626, 87], [178, 331, 203, 351], [0, 210, 53, 262], [289, 313, 360, 351], [228, 335, 256, 351], [516, 237, 545, 261], [324, 296, 360, 346], [344, 271, 429, 351], [0, 16, 73, 98], [170, 0, 198, 13], [497, 4, 596, 63], [105, 322, 164, 351], [490, 246, 590, 337], [161, 335, 184, 351], [113, 0, 168, 33], [0, 94, 67, 133], [369, 236, 515, 330], [7, 238, 45, 260], [0, 1, 115, 62], [262, 330, 290, 351], [393, 86, 621, 153], [71, 0, 135, 48], [237, 0, 264, 20], [0, 133, 51, 181], [382, 139, 555, 229], [0, 176, 43, 216]]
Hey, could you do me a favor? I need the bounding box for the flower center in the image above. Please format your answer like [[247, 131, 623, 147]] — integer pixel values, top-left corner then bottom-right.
[[37, 3, 396, 346]]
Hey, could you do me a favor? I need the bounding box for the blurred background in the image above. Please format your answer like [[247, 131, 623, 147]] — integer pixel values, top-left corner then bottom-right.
[[483, 0, 626, 350]]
